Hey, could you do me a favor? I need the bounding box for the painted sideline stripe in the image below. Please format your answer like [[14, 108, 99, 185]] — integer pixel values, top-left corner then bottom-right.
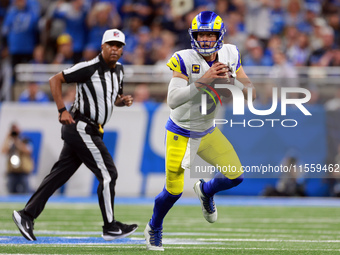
[[2, 236, 339, 245], [0, 230, 218, 236], [0, 236, 219, 245]]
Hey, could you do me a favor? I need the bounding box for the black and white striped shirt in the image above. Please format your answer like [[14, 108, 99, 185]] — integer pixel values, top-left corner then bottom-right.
[[62, 54, 124, 126]]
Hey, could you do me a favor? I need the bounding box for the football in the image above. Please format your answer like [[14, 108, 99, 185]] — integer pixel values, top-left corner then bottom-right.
[[213, 67, 234, 97], [217, 66, 233, 78]]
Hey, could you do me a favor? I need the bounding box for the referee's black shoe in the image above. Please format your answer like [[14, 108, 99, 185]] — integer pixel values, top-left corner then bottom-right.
[[12, 210, 36, 241], [102, 221, 138, 241]]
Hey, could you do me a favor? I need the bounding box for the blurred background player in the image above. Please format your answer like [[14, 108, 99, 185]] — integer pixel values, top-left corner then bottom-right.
[[144, 11, 255, 251]]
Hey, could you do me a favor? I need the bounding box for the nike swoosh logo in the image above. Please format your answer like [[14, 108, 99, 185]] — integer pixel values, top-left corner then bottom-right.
[[26, 222, 30, 229], [107, 229, 122, 235], [171, 61, 177, 67]]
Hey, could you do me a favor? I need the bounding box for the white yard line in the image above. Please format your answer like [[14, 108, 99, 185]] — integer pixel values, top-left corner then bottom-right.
[[1, 245, 339, 253], [190, 227, 340, 235], [196, 238, 340, 243], [167, 217, 340, 224]]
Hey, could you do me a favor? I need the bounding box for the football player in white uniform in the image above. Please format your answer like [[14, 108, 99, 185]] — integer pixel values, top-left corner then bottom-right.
[[144, 11, 256, 251]]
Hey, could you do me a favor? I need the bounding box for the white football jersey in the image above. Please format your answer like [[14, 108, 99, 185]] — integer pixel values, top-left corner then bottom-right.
[[166, 44, 241, 132]]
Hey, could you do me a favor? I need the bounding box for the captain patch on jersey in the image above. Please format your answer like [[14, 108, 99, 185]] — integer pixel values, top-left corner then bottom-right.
[[192, 64, 200, 74]]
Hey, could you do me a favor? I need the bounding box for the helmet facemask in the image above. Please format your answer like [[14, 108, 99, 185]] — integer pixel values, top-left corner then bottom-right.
[[189, 30, 225, 56]]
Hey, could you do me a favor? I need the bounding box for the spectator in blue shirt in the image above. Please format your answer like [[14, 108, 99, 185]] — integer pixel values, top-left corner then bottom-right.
[[270, 0, 286, 35], [121, 15, 142, 64], [327, 11, 340, 47], [308, 26, 335, 66], [287, 33, 311, 66], [284, 0, 304, 28], [0, 0, 10, 25], [52, 0, 89, 63], [18, 82, 50, 103], [85, 2, 113, 53], [29, 45, 47, 64], [121, 0, 151, 23], [297, 4, 320, 34], [2, 0, 40, 68], [243, 39, 273, 66]]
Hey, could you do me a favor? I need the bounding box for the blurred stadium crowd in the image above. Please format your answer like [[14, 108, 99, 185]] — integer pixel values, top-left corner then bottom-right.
[[0, 0, 340, 79]]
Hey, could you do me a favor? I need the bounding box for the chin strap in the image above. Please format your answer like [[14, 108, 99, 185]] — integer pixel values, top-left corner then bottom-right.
[[194, 40, 219, 56]]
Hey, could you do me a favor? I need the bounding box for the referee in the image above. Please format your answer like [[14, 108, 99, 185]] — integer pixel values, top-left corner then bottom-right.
[[12, 29, 138, 241]]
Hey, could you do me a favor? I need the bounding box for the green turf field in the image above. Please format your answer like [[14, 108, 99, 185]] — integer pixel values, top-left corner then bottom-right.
[[1, 202, 340, 254]]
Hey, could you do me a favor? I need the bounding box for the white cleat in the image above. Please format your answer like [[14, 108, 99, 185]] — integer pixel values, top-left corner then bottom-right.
[[144, 222, 164, 251], [193, 179, 217, 223]]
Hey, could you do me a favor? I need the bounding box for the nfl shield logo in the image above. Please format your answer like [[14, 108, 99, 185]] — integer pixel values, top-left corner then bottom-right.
[[174, 135, 178, 141], [113, 31, 120, 37]]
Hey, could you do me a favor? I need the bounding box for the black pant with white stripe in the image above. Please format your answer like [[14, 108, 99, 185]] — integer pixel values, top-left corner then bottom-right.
[[24, 120, 118, 228]]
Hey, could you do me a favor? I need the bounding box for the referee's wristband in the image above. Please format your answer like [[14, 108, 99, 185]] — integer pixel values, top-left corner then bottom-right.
[[58, 107, 67, 114]]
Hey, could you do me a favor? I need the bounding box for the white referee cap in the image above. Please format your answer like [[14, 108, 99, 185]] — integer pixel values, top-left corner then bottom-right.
[[102, 29, 126, 45]]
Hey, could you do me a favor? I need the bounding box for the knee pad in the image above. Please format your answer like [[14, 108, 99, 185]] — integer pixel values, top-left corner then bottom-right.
[[166, 165, 184, 195], [166, 146, 186, 195]]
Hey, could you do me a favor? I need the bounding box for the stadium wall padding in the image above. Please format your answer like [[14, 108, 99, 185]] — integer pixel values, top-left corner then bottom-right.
[[0, 102, 329, 197]]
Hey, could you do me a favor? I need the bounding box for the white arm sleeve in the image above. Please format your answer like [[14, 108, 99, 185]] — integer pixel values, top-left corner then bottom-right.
[[234, 79, 245, 90], [167, 77, 200, 109]]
